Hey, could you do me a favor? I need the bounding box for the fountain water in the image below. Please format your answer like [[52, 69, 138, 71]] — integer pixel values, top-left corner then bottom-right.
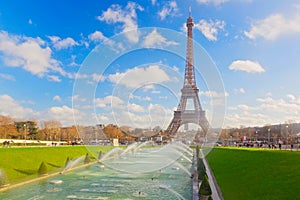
[[174, 162, 192, 177], [0, 141, 194, 199], [62, 156, 85, 172], [172, 149, 193, 163], [98, 148, 123, 161], [119, 142, 138, 156], [132, 141, 153, 153], [0, 169, 8, 187], [170, 143, 193, 157], [165, 187, 186, 200]]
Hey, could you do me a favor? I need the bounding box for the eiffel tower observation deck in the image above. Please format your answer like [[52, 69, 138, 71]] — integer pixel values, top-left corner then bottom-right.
[[165, 11, 210, 135]]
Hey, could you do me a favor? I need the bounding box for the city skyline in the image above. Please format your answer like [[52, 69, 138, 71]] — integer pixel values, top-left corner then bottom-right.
[[1, 0, 300, 128]]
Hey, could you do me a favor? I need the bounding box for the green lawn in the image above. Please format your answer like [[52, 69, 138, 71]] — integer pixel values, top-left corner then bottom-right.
[[0, 146, 115, 184], [206, 147, 300, 200]]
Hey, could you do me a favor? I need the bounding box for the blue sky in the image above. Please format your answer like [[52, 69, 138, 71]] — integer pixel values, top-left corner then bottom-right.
[[0, 0, 300, 128]]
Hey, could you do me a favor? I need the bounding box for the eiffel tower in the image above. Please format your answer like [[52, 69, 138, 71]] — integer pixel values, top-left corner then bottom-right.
[[166, 11, 209, 135]]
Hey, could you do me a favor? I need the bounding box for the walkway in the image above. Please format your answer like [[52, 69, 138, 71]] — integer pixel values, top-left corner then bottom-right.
[[200, 150, 224, 200]]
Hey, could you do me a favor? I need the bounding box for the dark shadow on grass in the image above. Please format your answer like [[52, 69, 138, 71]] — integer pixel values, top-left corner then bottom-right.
[[46, 162, 62, 168], [13, 168, 37, 175]]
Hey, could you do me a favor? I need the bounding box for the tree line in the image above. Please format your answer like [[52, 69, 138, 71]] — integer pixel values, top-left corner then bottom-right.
[[219, 121, 300, 144], [0, 115, 78, 141]]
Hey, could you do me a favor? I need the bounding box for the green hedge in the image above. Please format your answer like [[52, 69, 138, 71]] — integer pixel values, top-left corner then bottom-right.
[[199, 174, 212, 196], [198, 158, 206, 181]]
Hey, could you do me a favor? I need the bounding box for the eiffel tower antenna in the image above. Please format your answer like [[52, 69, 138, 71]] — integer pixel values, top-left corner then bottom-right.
[[189, 6, 192, 17], [165, 11, 210, 136]]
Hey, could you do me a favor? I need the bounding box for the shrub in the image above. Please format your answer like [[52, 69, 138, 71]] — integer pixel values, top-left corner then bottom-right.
[[196, 145, 200, 158], [38, 162, 48, 176], [198, 158, 206, 180], [64, 157, 70, 168], [84, 153, 90, 164], [199, 174, 212, 196], [98, 151, 103, 160]]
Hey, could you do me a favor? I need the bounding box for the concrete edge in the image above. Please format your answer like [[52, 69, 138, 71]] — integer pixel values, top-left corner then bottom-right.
[[201, 149, 224, 200]]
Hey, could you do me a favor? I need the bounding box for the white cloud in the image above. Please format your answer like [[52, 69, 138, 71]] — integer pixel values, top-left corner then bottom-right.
[[69, 55, 79, 67], [224, 112, 269, 128], [143, 84, 155, 91], [266, 92, 272, 97], [46, 105, 82, 126], [239, 88, 246, 94], [108, 65, 170, 88], [0, 31, 64, 77], [88, 31, 124, 53], [28, 19, 33, 25], [91, 73, 106, 82], [200, 90, 227, 107], [233, 88, 246, 94], [47, 75, 61, 82], [158, 1, 179, 20], [48, 36, 78, 50], [159, 96, 168, 100], [0, 94, 36, 118], [53, 95, 61, 101], [128, 103, 145, 113], [200, 91, 228, 98], [225, 95, 300, 127], [151, 0, 157, 5], [144, 96, 151, 101], [257, 97, 300, 115], [109, 103, 173, 129], [237, 104, 252, 111], [194, 19, 226, 41], [286, 94, 296, 101], [72, 95, 86, 103], [151, 89, 161, 94], [244, 13, 300, 40], [97, 2, 143, 43], [197, 0, 230, 5], [88, 31, 107, 42], [99, 115, 109, 123], [0, 73, 15, 81], [228, 60, 265, 73], [143, 28, 178, 48], [94, 95, 124, 109], [285, 94, 300, 104], [200, 90, 227, 106], [172, 66, 179, 72], [129, 94, 151, 101]]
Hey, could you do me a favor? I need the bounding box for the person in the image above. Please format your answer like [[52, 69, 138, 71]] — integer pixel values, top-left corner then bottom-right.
[[279, 143, 282, 150]]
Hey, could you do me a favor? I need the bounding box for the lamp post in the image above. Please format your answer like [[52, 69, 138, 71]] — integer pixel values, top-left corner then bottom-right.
[[286, 125, 289, 149], [286, 125, 288, 140], [268, 128, 271, 144], [24, 123, 27, 146]]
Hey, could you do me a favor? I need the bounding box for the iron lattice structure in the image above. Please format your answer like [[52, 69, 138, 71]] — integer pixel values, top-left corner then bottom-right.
[[166, 13, 210, 135]]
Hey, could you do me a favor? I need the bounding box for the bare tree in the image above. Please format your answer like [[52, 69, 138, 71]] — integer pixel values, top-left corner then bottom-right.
[[0, 115, 17, 138], [43, 120, 62, 141]]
